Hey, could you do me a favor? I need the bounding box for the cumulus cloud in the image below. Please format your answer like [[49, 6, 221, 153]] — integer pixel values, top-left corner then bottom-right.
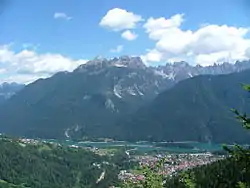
[[110, 45, 123, 53], [0, 45, 88, 84], [99, 8, 143, 31], [121, 30, 138, 41], [54, 12, 72, 20], [142, 14, 250, 66], [141, 49, 163, 64], [245, 47, 250, 57], [0, 74, 45, 84], [0, 68, 6, 74], [144, 14, 184, 40]]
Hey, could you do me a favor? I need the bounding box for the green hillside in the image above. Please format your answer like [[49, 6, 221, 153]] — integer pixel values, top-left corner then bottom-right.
[[0, 136, 127, 188]]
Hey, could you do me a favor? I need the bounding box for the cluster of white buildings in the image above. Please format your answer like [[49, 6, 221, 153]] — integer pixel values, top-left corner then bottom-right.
[[119, 152, 225, 182]]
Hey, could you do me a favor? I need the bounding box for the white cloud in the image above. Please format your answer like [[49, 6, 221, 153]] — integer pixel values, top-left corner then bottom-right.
[[144, 14, 184, 40], [0, 74, 45, 84], [110, 45, 123, 53], [141, 49, 163, 64], [0, 68, 6, 74], [99, 8, 143, 31], [54, 12, 72, 20], [245, 47, 250, 57], [142, 14, 250, 66], [0, 45, 88, 84], [121, 30, 138, 41]]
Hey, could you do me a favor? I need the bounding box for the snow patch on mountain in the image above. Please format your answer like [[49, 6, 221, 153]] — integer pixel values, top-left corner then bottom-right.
[[113, 85, 122, 98], [153, 70, 168, 78], [127, 87, 137, 96], [105, 98, 116, 112], [166, 72, 176, 80], [65, 128, 70, 138], [83, 95, 91, 100], [114, 63, 127, 68], [134, 84, 144, 96], [188, 72, 193, 78]]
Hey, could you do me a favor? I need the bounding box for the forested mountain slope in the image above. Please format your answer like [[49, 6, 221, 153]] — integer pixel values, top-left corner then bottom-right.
[[115, 69, 250, 143], [0, 136, 126, 188]]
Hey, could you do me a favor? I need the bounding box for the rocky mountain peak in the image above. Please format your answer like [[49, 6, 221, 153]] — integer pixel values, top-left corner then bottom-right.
[[74, 56, 146, 72], [113, 56, 146, 69], [173, 61, 190, 67]]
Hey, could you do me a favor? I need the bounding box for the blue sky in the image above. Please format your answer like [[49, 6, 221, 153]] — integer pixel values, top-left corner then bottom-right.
[[0, 0, 250, 83]]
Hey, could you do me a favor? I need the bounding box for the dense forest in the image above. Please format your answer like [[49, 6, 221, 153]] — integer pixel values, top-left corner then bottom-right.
[[164, 156, 250, 188], [0, 136, 132, 188]]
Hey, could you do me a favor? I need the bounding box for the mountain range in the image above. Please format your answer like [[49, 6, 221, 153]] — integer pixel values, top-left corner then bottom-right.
[[0, 82, 24, 104], [0, 56, 250, 143], [154, 60, 250, 82], [115, 69, 250, 144]]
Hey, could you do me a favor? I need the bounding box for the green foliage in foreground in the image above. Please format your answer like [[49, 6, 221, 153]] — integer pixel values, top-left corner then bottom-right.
[[0, 180, 26, 188], [121, 84, 250, 188], [0, 139, 127, 188]]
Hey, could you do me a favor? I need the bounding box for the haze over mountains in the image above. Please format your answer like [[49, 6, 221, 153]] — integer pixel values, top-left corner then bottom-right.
[[0, 56, 250, 143], [0, 82, 24, 104]]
